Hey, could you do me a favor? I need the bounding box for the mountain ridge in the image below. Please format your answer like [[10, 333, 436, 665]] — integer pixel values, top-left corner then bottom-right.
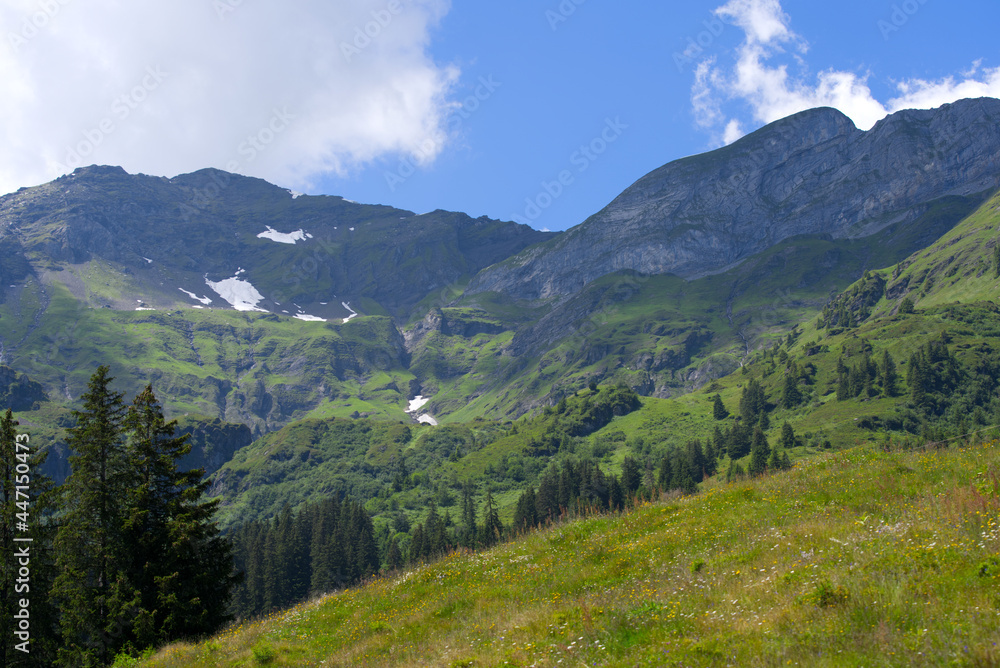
[[466, 97, 1000, 301]]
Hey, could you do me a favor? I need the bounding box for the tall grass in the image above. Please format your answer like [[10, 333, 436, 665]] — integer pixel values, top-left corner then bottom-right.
[[141, 439, 1000, 667]]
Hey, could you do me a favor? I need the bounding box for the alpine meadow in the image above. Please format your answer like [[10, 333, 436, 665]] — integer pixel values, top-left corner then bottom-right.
[[3, 20, 1000, 664]]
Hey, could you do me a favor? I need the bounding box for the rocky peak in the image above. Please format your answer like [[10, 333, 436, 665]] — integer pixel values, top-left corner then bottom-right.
[[467, 98, 1000, 301]]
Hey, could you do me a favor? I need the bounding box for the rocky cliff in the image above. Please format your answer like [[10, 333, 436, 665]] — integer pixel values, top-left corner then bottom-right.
[[467, 98, 1000, 301]]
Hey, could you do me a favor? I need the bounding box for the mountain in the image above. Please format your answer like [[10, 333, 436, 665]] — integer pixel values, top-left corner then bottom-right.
[[467, 98, 1000, 301], [0, 165, 554, 321], [2, 99, 999, 468]]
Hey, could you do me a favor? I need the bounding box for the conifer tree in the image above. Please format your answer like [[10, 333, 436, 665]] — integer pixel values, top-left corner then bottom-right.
[[385, 536, 403, 571], [747, 426, 770, 477], [712, 394, 729, 420], [880, 350, 898, 397], [122, 385, 241, 645], [608, 475, 624, 511], [512, 487, 538, 532], [781, 366, 802, 408], [53, 366, 135, 667], [621, 455, 642, 494], [779, 421, 797, 451], [409, 524, 426, 563], [480, 490, 503, 547]]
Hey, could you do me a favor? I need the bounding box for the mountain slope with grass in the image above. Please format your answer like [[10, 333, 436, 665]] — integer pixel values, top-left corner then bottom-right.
[[137, 438, 1000, 667]]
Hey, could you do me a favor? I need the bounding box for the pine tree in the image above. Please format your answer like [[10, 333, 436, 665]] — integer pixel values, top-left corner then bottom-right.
[[766, 443, 783, 471], [747, 426, 770, 477], [880, 350, 898, 397], [123, 385, 240, 645], [512, 488, 538, 532], [608, 475, 624, 511], [53, 366, 135, 667], [739, 379, 766, 423], [385, 536, 403, 571], [712, 394, 729, 420], [779, 421, 797, 451], [781, 367, 801, 408], [480, 490, 503, 547], [621, 456, 642, 494]]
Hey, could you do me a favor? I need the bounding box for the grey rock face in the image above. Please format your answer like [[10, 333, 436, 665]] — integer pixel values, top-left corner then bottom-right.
[[468, 98, 1000, 301]]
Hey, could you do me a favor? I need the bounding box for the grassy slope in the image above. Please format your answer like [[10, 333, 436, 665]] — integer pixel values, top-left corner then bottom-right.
[[141, 438, 1000, 667], [185, 191, 1000, 536], [415, 193, 983, 423], [1, 281, 415, 428]]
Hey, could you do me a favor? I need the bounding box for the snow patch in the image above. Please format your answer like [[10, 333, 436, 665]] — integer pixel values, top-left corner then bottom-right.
[[349, 227, 355, 231], [294, 313, 326, 322], [286, 189, 304, 199], [178, 288, 213, 305], [205, 274, 268, 312], [135, 307, 155, 311], [142, 257, 153, 263], [418, 415, 438, 426], [257, 226, 310, 244], [341, 301, 358, 323], [406, 396, 429, 413]]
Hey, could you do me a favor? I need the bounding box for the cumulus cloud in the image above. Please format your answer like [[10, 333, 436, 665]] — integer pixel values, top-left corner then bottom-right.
[[695, 0, 1000, 144], [0, 0, 457, 194]]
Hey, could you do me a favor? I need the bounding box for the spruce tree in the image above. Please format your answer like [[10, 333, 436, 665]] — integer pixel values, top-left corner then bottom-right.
[[747, 426, 770, 477], [385, 536, 403, 571], [480, 490, 503, 547], [512, 488, 538, 532], [608, 475, 624, 511], [53, 366, 135, 667], [712, 394, 729, 420], [123, 385, 240, 644], [779, 421, 797, 451], [880, 350, 898, 397], [781, 367, 801, 408], [621, 456, 642, 494]]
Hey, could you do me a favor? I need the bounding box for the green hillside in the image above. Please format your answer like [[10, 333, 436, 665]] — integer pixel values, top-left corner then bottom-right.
[[137, 437, 1000, 667]]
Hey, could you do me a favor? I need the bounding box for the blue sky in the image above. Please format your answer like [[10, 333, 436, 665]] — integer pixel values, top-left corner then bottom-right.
[[2, 0, 999, 232]]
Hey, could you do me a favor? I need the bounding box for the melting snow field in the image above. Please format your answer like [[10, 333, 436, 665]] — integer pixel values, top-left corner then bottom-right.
[[294, 313, 326, 322], [406, 395, 439, 425], [178, 288, 213, 305], [205, 274, 268, 312], [406, 396, 429, 413], [341, 302, 358, 323], [257, 226, 313, 244]]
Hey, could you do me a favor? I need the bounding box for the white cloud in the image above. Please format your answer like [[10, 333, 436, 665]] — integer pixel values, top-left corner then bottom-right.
[[695, 0, 1000, 143], [0, 0, 457, 195]]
